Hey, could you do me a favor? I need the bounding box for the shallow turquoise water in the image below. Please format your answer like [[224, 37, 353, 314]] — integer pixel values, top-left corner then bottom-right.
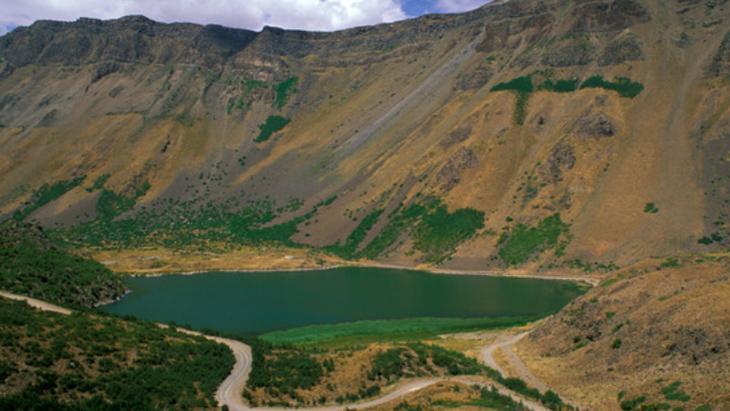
[[101, 267, 583, 336]]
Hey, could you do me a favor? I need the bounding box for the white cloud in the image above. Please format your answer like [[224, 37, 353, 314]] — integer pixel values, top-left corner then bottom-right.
[[435, 0, 488, 13], [0, 0, 407, 33]]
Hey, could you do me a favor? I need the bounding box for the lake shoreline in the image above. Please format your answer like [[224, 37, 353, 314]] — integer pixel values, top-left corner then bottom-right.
[[131, 262, 600, 286]]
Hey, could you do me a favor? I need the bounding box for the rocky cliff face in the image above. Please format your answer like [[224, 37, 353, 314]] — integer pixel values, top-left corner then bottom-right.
[[0, 0, 727, 270]]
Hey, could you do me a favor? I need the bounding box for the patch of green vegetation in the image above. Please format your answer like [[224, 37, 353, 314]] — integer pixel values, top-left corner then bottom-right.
[[644, 202, 659, 214], [465, 386, 528, 410], [273, 77, 299, 109], [620, 395, 647, 410], [698, 232, 724, 245], [175, 111, 195, 127], [85, 174, 110, 192], [411, 202, 484, 263], [0, 222, 126, 308], [500, 377, 566, 409], [601, 277, 620, 288], [358, 198, 484, 262], [580, 75, 644, 98], [491, 76, 533, 125], [12, 176, 86, 222], [255, 115, 290, 142], [661, 381, 691, 402], [612, 338, 622, 349], [96, 181, 150, 221], [326, 209, 384, 259], [247, 339, 324, 395], [56, 195, 318, 251], [317, 195, 338, 207], [498, 214, 570, 266], [261, 316, 536, 347], [360, 203, 427, 260], [567, 259, 620, 273], [502, 377, 542, 400], [0, 298, 234, 410], [539, 78, 579, 93], [235, 95, 246, 110], [491, 74, 644, 125], [369, 343, 485, 383], [660, 257, 682, 269], [573, 336, 588, 350], [96, 190, 136, 221], [244, 78, 269, 95], [492, 76, 534, 94]]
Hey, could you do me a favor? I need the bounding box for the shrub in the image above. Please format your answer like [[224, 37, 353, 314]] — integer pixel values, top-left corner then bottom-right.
[[326, 209, 383, 259], [541, 390, 564, 409], [368, 348, 408, 381], [355, 199, 484, 262], [0, 299, 233, 409], [0, 222, 126, 308], [580, 75, 644, 98], [698, 232, 724, 245], [491, 76, 533, 125], [411, 202, 484, 263], [13, 176, 86, 222], [660, 258, 681, 269], [86, 174, 110, 192], [248, 339, 324, 392], [498, 214, 570, 266], [360, 203, 427, 259], [612, 339, 622, 349], [661, 381, 690, 402], [620, 395, 646, 410], [539, 79, 579, 93], [502, 377, 542, 399], [643, 202, 659, 214], [273, 77, 299, 109], [256, 115, 290, 142], [491, 76, 534, 93]]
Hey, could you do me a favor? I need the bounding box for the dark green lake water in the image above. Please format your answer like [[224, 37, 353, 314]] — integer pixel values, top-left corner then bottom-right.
[[102, 267, 583, 336]]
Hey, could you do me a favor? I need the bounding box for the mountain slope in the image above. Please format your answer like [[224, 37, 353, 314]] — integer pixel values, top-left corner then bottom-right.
[[0, 0, 728, 270]]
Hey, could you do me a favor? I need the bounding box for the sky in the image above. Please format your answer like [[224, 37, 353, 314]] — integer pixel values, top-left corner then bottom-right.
[[0, 0, 490, 36]]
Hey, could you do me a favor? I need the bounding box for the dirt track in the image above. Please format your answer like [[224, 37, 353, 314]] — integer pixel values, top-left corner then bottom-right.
[[1, 290, 554, 411]]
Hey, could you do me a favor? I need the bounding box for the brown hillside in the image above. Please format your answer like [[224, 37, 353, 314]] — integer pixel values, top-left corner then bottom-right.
[[0, 0, 728, 270], [519, 254, 730, 409]]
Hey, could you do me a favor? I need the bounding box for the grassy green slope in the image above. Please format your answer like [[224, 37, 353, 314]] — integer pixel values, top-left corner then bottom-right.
[[0, 222, 126, 308], [0, 298, 234, 410]]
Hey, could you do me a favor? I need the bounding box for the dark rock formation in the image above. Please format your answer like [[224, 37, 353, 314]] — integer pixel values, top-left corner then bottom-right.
[[91, 62, 121, 83], [709, 31, 730, 77], [440, 126, 472, 148], [547, 143, 576, 181], [456, 67, 492, 91], [579, 113, 616, 138], [542, 40, 595, 67], [598, 35, 644, 66], [438, 148, 478, 191], [570, 0, 651, 33]]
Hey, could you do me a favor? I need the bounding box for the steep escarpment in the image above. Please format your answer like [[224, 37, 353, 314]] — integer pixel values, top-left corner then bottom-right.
[[0, 0, 728, 271]]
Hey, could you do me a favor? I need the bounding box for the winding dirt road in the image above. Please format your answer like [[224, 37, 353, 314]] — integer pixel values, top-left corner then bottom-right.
[[0, 291, 71, 315], [2, 291, 553, 411], [481, 331, 549, 393]]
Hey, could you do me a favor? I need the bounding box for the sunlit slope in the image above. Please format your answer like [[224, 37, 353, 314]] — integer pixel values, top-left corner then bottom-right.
[[0, 0, 727, 269]]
